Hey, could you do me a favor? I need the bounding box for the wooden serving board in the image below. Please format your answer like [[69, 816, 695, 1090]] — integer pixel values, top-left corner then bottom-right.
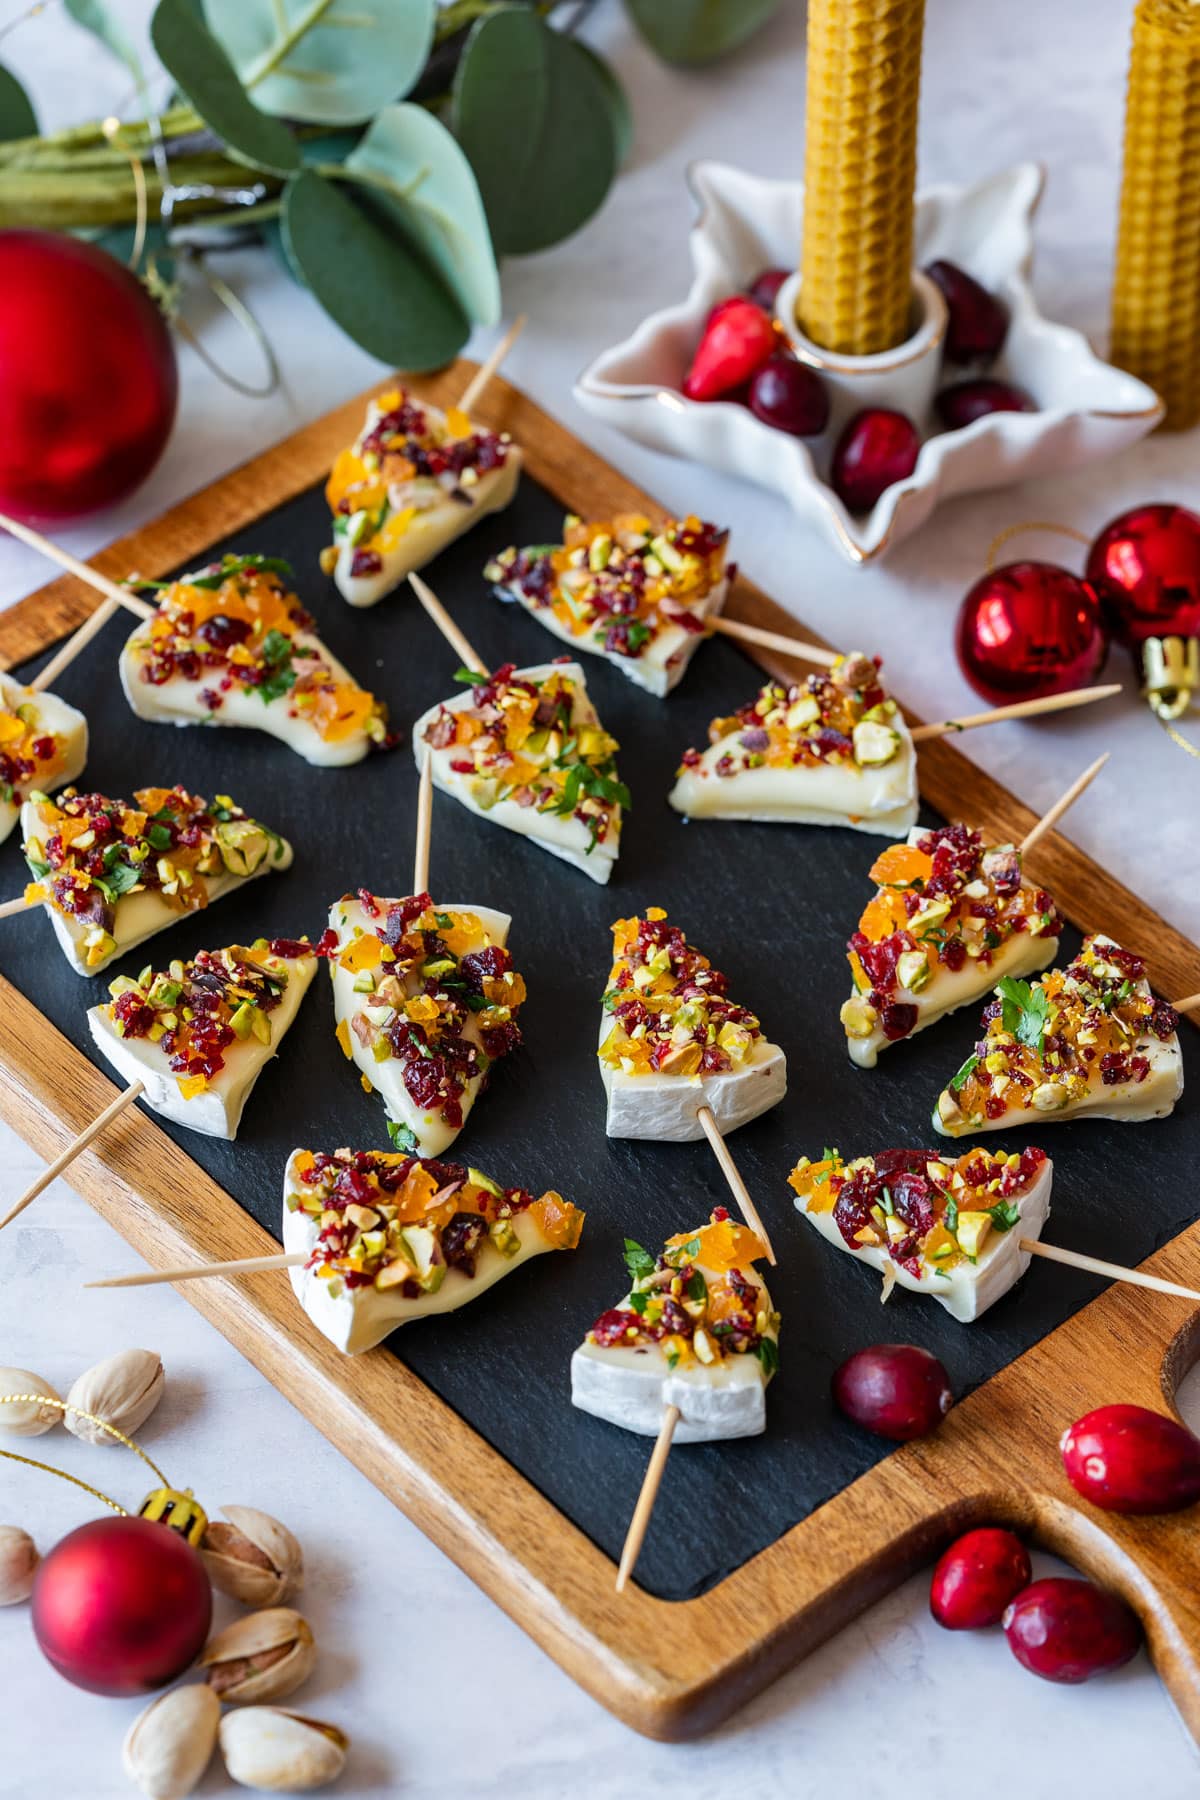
[[2, 365, 1200, 1743]]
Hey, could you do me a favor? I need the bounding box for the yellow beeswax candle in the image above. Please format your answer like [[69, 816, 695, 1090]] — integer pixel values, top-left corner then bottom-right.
[[799, 0, 927, 357], [1111, 0, 1200, 429]]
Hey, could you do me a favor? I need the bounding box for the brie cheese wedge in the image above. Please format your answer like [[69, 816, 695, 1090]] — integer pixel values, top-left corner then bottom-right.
[[0, 673, 88, 845], [327, 891, 526, 1156], [412, 660, 625, 883], [324, 387, 521, 608], [283, 1147, 583, 1354], [670, 652, 918, 837], [88, 939, 318, 1139]]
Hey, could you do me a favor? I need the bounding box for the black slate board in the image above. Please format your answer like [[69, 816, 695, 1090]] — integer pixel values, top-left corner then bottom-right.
[[3, 471, 1195, 1603]]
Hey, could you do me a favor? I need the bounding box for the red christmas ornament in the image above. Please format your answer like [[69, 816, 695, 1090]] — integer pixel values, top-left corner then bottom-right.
[[0, 231, 177, 525], [955, 561, 1110, 706], [1086, 502, 1200, 719], [31, 1515, 211, 1696]]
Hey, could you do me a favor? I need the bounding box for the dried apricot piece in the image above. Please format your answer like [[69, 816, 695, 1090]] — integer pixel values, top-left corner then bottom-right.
[[859, 888, 908, 941], [869, 844, 933, 887]]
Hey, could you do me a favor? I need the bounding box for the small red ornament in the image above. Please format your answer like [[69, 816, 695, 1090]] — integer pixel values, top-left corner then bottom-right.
[[955, 561, 1110, 706], [31, 1515, 211, 1696], [0, 231, 177, 525], [1086, 502, 1200, 719]]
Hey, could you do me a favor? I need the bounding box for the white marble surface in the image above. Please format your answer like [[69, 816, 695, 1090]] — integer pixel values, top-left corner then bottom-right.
[[3, 3, 1200, 1796]]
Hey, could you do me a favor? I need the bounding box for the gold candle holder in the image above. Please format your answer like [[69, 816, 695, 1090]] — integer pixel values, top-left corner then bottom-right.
[[1111, 0, 1200, 430], [799, 0, 927, 358]]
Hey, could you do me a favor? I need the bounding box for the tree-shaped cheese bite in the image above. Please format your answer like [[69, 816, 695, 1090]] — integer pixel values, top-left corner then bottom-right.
[[934, 936, 1184, 1137], [283, 1147, 584, 1354], [486, 512, 732, 697], [118, 554, 388, 768], [326, 890, 526, 1157], [322, 388, 521, 608], [19, 786, 292, 975], [88, 939, 318, 1139], [669, 653, 918, 836], [0, 674, 88, 846], [412, 661, 628, 884]]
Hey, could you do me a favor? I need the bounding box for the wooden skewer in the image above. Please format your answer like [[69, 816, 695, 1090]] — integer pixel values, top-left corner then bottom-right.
[[0, 1080, 145, 1231], [0, 513, 155, 693], [407, 572, 490, 676], [413, 753, 434, 896], [910, 683, 1122, 742], [1173, 992, 1200, 1016], [707, 616, 838, 667], [695, 1105, 777, 1265], [0, 895, 33, 920], [86, 1250, 306, 1289], [457, 314, 527, 417], [1019, 753, 1110, 856], [615, 1404, 680, 1593], [1022, 1238, 1200, 1304]]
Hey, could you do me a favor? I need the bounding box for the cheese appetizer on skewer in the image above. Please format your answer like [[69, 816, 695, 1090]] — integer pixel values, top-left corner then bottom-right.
[[412, 661, 628, 884], [283, 1147, 583, 1354], [599, 908, 786, 1140], [0, 674, 88, 845], [88, 938, 318, 1139], [322, 388, 521, 608], [790, 1145, 1053, 1323], [572, 1210, 779, 1440], [119, 554, 388, 767], [20, 786, 293, 975], [670, 653, 918, 836], [935, 935, 1184, 1137], [842, 827, 1062, 1066], [326, 890, 526, 1156], [486, 512, 730, 697]]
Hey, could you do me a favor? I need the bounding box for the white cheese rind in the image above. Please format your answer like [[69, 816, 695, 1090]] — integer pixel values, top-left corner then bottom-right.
[[0, 677, 88, 846], [570, 1266, 776, 1442], [334, 453, 522, 608], [328, 896, 512, 1155], [599, 1022, 787, 1141], [795, 1157, 1054, 1323], [495, 575, 728, 697], [412, 662, 619, 884], [85, 955, 317, 1139], [669, 722, 918, 837]]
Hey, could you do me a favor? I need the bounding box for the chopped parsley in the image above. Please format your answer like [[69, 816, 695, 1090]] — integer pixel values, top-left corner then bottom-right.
[[988, 1199, 1021, 1232], [623, 1238, 656, 1284], [949, 1052, 979, 1093], [755, 1336, 780, 1378], [997, 975, 1051, 1054], [454, 667, 489, 686], [257, 628, 297, 705]]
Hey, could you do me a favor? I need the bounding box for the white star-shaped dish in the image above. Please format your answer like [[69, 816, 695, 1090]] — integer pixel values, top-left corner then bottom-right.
[[574, 162, 1162, 565]]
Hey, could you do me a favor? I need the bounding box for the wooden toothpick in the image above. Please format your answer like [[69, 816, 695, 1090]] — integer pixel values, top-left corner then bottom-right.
[[0, 1080, 145, 1231], [0, 895, 33, 920], [1173, 992, 1200, 1016], [0, 513, 156, 692], [1022, 1237, 1200, 1304], [408, 572, 489, 676], [1019, 753, 1110, 857], [457, 315, 527, 417], [86, 1250, 306, 1289], [707, 616, 838, 667], [695, 1106, 777, 1265], [910, 683, 1122, 742], [615, 1404, 680, 1593], [413, 753, 434, 896]]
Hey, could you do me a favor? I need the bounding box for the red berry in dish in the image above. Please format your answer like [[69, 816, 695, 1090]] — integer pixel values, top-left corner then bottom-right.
[[832, 1343, 953, 1441], [747, 268, 791, 311], [1059, 1404, 1200, 1514], [925, 258, 1010, 363], [1002, 1578, 1141, 1683], [935, 379, 1036, 430], [930, 1528, 1032, 1629], [683, 298, 777, 402], [831, 409, 920, 512], [748, 353, 830, 437]]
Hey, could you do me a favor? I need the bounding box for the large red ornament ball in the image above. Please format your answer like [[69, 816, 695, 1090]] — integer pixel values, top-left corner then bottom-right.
[[1085, 502, 1200, 649], [955, 560, 1110, 706], [0, 231, 177, 524], [31, 1516, 211, 1696]]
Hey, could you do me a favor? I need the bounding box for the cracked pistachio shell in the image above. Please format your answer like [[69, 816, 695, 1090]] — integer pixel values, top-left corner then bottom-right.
[[219, 1708, 348, 1792], [0, 1367, 61, 1436], [0, 1526, 38, 1604], [122, 1684, 220, 1800], [65, 1348, 165, 1445], [200, 1505, 304, 1605], [201, 1606, 316, 1704]]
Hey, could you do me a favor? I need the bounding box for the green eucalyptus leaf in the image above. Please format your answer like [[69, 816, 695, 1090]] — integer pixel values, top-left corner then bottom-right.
[[282, 166, 469, 370], [0, 64, 35, 142], [203, 0, 437, 128], [65, 0, 146, 85], [453, 10, 617, 256], [342, 103, 499, 326], [152, 0, 301, 176], [624, 0, 783, 65], [576, 43, 632, 166]]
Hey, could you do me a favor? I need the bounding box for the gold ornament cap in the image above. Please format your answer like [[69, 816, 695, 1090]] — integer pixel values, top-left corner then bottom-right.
[[1142, 634, 1199, 720], [139, 1486, 208, 1546]]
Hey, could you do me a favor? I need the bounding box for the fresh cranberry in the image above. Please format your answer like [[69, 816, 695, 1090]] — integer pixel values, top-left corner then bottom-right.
[[831, 409, 920, 512], [683, 298, 777, 402], [748, 353, 829, 438], [925, 258, 1010, 363], [1002, 1579, 1141, 1684], [833, 1344, 953, 1441], [935, 378, 1036, 429], [930, 1528, 1032, 1629], [1060, 1404, 1200, 1514], [747, 268, 790, 311]]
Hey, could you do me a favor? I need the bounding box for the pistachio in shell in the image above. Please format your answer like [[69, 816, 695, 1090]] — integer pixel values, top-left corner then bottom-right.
[[201, 1606, 316, 1704], [219, 1708, 348, 1792], [65, 1348, 165, 1445], [0, 1526, 38, 1604], [0, 1367, 61, 1436], [122, 1684, 220, 1800], [200, 1505, 303, 1605]]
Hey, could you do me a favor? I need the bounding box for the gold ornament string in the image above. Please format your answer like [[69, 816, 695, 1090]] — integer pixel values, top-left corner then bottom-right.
[[1156, 713, 1200, 760], [984, 521, 1091, 573], [0, 1394, 171, 1516]]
